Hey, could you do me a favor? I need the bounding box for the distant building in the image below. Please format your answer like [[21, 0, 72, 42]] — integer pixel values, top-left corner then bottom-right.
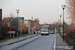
[[24, 19, 40, 34], [24, 19, 33, 34], [33, 20, 40, 30], [18, 17, 24, 34], [24, 20, 30, 28]]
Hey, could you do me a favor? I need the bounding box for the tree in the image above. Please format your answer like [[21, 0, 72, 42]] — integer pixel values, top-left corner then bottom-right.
[[7, 12, 15, 17], [66, 25, 75, 36], [66, 0, 75, 24], [22, 24, 28, 34], [2, 18, 9, 28], [2, 21, 8, 28], [6, 12, 17, 28], [9, 18, 18, 28]]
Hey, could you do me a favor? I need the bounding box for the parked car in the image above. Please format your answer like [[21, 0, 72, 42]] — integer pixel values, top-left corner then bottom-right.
[[38, 31, 41, 34], [34, 31, 38, 34], [49, 31, 53, 34]]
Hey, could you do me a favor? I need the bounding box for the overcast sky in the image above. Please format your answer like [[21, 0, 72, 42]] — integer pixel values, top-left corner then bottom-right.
[[0, 0, 70, 24]]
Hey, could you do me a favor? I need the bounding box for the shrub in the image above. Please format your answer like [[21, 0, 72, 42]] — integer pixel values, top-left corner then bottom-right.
[[70, 30, 75, 38], [66, 25, 75, 36]]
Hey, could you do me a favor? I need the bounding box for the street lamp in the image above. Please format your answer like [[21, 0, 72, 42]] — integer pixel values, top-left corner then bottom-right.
[[31, 17, 33, 34], [62, 5, 66, 41], [58, 19, 60, 33], [16, 9, 19, 37], [59, 14, 62, 35]]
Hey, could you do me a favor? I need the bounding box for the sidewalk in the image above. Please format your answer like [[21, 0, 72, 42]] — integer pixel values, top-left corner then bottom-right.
[[0, 34, 38, 48], [56, 34, 72, 50]]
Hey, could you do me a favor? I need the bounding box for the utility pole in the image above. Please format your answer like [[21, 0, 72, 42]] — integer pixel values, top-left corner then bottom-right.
[[60, 14, 62, 35], [62, 5, 66, 41], [16, 9, 19, 37], [0, 9, 2, 39]]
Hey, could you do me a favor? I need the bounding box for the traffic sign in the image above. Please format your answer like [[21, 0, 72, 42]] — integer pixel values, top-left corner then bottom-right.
[[9, 31, 15, 33]]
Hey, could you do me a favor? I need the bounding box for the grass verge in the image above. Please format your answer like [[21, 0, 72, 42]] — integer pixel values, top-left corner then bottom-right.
[[20, 34, 31, 36], [64, 35, 75, 50], [0, 39, 9, 43], [0, 34, 31, 43]]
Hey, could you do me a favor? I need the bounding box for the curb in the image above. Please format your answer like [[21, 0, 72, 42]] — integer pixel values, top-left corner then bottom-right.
[[8, 34, 38, 45], [0, 34, 39, 48], [54, 34, 56, 50]]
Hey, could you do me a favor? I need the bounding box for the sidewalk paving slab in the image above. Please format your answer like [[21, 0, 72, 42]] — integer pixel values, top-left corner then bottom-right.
[[0, 34, 38, 48], [56, 34, 72, 50]]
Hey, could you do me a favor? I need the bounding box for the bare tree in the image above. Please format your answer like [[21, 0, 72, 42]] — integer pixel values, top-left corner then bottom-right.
[[7, 12, 18, 28], [9, 18, 18, 28], [66, 0, 75, 24], [8, 12, 15, 17]]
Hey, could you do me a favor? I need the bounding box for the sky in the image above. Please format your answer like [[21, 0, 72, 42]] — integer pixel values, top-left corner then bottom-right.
[[0, 0, 70, 24]]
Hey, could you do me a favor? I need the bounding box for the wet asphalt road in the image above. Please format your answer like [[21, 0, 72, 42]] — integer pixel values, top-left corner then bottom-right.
[[0, 34, 56, 50]]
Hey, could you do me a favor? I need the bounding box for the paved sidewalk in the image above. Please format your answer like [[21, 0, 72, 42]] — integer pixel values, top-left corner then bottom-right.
[[0, 34, 38, 48], [56, 34, 72, 50]]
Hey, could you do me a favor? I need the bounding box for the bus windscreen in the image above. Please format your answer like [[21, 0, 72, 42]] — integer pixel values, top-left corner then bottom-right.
[[41, 28, 48, 32]]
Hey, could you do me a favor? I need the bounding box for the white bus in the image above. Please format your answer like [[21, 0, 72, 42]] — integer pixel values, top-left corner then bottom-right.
[[40, 24, 49, 35]]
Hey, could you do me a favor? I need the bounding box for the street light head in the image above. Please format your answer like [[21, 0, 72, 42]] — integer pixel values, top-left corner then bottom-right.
[[16, 9, 19, 13], [62, 5, 66, 9]]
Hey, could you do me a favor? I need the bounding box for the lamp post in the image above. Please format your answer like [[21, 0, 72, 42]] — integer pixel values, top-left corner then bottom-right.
[[58, 19, 60, 33], [34, 27, 35, 34], [16, 9, 19, 37], [29, 21, 30, 34], [31, 17, 33, 34], [59, 14, 62, 35], [62, 5, 66, 41]]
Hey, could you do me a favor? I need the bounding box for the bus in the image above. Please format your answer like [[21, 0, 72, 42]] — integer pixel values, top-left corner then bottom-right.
[[40, 24, 49, 35]]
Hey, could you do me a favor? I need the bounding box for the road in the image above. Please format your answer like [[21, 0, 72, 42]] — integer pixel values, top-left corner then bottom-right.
[[0, 34, 56, 50]]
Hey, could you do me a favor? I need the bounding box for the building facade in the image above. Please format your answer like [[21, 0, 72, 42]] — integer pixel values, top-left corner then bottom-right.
[[24, 19, 40, 34], [24, 20, 33, 34], [33, 20, 40, 30], [18, 17, 24, 34]]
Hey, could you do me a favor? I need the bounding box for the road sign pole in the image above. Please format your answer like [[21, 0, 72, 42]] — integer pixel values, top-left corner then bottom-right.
[[13, 33, 14, 38], [9, 31, 15, 38], [17, 32, 18, 38], [10, 33, 11, 38], [55, 27, 56, 34]]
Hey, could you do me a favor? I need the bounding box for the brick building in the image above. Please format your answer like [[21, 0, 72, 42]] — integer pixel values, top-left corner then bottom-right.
[[24, 19, 40, 34], [33, 20, 40, 30]]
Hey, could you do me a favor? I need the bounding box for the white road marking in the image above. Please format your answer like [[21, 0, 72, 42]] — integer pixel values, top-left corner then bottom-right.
[[54, 34, 56, 50]]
